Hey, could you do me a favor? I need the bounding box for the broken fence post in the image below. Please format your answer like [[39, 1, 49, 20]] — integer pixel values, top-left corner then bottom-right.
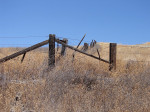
[[90, 40, 93, 48], [61, 38, 68, 56], [83, 43, 89, 51], [94, 40, 97, 46]]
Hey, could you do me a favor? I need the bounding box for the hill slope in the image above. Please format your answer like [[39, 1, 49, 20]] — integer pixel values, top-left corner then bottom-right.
[[0, 43, 150, 111]]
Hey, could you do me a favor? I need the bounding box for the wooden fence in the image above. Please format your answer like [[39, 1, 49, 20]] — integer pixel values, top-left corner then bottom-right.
[[0, 34, 117, 71]]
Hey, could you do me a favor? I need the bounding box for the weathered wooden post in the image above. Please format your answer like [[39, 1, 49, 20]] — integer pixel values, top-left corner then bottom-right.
[[49, 34, 55, 67], [61, 38, 68, 56], [83, 43, 89, 51], [109, 43, 117, 71]]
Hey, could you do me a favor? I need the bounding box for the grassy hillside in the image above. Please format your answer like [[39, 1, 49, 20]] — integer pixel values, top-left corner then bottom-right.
[[0, 43, 150, 111]]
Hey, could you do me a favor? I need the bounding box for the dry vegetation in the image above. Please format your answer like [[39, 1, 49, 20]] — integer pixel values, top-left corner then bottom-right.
[[0, 42, 150, 112]]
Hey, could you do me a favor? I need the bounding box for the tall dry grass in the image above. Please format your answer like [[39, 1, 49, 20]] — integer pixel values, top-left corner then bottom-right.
[[0, 43, 150, 111]]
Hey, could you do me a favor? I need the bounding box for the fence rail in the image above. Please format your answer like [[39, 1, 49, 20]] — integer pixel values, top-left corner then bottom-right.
[[0, 34, 117, 71], [0, 40, 49, 63]]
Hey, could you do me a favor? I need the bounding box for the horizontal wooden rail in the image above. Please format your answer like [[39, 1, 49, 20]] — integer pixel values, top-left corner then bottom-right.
[[55, 39, 109, 64], [0, 40, 49, 63]]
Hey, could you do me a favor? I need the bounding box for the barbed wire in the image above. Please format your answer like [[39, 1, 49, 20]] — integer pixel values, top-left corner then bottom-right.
[[101, 47, 109, 50], [118, 45, 150, 48], [0, 35, 92, 43], [117, 60, 150, 63], [74, 56, 150, 64], [117, 52, 150, 55], [1, 36, 150, 57], [0, 35, 150, 47], [0, 36, 92, 47], [0, 36, 48, 38], [56, 36, 91, 43], [0, 44, 33, 45]]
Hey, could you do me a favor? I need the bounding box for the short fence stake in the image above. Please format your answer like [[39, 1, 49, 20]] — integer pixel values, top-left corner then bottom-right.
[[109, 43, 117, 71], [21, 52, 26, 63], [97, 49, 100, 59], [61, 38, 68, 56], [49, 34, 55, 67]]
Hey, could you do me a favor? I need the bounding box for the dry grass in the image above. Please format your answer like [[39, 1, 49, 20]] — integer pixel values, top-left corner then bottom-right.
[[0, 43, 150, 112]]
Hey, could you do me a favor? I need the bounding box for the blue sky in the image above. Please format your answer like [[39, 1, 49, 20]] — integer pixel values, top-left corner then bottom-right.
[[0, 0, 150, 47]]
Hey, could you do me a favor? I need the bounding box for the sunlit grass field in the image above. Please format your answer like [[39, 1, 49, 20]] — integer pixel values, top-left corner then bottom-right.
[[0, 42, 150, 112]]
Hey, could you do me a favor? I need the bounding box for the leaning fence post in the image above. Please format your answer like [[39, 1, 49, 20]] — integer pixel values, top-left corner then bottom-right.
[[49, 34, 55, 67], [109, 43, 117, 71], [61, 38, 68, 56]]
